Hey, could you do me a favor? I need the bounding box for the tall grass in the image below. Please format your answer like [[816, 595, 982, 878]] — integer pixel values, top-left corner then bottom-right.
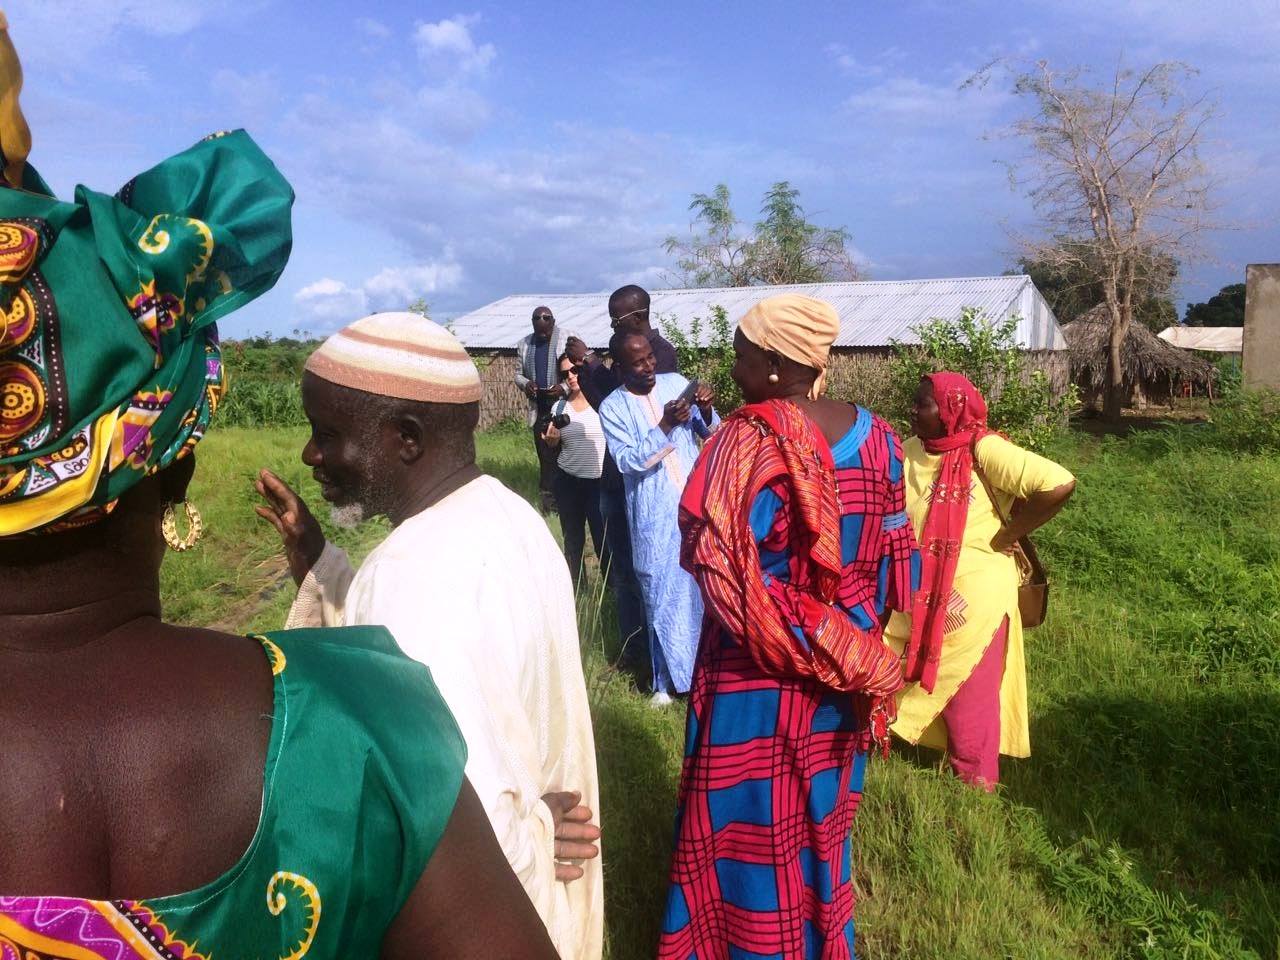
[[217, 340, 315, 428], [165, 422, 1280, 960], [218, 378, 308, 428]]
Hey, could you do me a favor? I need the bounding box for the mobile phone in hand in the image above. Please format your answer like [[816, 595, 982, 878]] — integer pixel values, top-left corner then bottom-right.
[[676, 379, 700, 406]]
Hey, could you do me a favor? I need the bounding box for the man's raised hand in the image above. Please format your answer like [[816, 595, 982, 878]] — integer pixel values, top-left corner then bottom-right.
[[255, 469, 326, 585]]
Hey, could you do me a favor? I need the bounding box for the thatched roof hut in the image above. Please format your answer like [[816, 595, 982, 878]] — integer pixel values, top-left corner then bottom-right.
[[1062, 304, 1216, 408]]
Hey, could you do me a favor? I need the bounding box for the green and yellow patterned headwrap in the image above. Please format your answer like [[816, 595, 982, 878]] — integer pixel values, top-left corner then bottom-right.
[[0, 21, 293, 535]]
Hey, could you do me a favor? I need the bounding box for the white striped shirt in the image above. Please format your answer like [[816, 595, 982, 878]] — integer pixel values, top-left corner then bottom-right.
[[554, 399, 607, 479]]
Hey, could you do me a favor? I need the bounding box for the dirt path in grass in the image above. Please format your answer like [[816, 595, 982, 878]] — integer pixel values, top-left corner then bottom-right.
[[209, 554, 292, 633]]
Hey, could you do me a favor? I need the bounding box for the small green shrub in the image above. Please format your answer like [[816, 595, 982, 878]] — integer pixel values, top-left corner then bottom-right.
[[1214, 355, 1243, 397], [1207, 389, 1280, 455], [890, 308, 1077, 449], [661, 305, 743, 412]]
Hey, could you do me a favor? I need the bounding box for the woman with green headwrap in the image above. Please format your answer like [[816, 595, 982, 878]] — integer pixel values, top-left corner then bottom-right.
[[0, 18, 556, 959]]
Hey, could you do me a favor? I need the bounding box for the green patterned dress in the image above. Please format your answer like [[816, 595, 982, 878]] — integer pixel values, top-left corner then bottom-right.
[[0, 626, 467, 959]]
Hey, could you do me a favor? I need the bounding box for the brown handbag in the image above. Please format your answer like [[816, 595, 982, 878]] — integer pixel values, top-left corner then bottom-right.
[[971, 457, 1049, 629]]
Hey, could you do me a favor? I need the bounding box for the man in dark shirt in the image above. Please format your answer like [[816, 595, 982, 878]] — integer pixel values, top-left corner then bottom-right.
[[569, 285, 678, 409], [515, 306, 572, 513], [565, 285, 679, 685]]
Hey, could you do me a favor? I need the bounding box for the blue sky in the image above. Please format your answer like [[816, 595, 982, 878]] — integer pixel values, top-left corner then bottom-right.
[[10, 0, 1278, 337]]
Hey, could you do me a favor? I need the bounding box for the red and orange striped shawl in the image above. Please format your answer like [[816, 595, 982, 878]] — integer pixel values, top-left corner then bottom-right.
[[678, 400, 903, 703]]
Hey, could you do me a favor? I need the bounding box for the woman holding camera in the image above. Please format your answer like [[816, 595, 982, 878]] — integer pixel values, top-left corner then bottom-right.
[[543, 354, 609, 591]]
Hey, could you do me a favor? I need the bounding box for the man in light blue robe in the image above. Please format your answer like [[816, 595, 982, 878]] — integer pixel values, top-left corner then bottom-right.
[[599, 331, 719, 700]]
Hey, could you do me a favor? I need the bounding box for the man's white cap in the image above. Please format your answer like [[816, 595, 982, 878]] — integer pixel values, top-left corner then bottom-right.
[[305, 312, 482, 404]]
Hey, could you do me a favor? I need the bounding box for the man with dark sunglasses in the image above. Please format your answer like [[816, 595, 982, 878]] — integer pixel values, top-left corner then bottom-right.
[[566, 286, 678, 404], [516, 306, 576, 513], [563, 285, 679, 685]]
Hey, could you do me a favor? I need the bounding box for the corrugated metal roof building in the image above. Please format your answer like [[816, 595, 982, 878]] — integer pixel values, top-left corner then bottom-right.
[[456, 275, 1069, 427], [449, 274, 1067, 352]]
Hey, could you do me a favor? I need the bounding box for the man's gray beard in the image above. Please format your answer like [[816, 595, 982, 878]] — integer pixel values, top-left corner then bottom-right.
[[329, 502, 366, 530]]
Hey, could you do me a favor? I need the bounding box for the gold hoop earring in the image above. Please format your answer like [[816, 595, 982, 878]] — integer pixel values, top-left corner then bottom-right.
[[162, 500, 204, 552], [767, 372, 780, 383]]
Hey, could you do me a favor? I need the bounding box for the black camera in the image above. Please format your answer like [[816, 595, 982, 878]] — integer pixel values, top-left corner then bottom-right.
[[537, 412, 571, 434]]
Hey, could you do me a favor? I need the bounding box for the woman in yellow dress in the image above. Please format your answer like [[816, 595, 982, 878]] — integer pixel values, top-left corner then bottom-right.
[[884, 373, 1076, 789]]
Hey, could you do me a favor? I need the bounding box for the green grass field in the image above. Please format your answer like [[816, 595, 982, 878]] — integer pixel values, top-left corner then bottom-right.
[[163, 422, 1280, 960]]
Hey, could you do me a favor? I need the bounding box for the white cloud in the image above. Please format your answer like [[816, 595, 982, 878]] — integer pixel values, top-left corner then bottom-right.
[[211, 69, 281, 121], [294, 278, 368, 328], [252, 23, 888, 326], [4, 0, 255, 65], [414, 14, 496, 74], [416, 85, 492, 140], [845, 74, 1007, 128], [344, 15, 497, 144], [825, 43, 884, 79], [273, 78, 860, 322], [1034, 0, 1279, 53], [296, 278, 353, 299], [357, 17, 391, 39], [365, 261, 465, 310], [601, 263, 672, 290], [824, 43, 918, 80], [277, 110, 674, 312], [294, 260, 465, 330]]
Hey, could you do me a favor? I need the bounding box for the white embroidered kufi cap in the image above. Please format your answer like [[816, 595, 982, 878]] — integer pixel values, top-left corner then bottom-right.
[[304, 312, 482, 404]]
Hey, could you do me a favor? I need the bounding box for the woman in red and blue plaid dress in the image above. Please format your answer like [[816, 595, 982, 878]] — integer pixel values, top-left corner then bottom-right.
[[662, 296, 919, 959]]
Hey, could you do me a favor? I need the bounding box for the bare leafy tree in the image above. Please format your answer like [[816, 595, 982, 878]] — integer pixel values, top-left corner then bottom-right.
[[986, 60, 1217, 419], [1014, 240, 1178, 331], [664, 181, 860, 288]]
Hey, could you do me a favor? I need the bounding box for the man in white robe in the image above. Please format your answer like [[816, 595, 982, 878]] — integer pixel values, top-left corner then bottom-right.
[[598, 330, 718, 700], [255, 313, 603, 960]]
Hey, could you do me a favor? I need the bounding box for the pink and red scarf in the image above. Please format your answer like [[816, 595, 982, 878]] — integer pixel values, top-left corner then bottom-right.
[[903, 373, 996, 693]]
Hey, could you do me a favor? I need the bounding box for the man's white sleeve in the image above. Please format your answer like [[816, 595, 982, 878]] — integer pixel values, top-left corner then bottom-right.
[[284, 540, 355, 628]]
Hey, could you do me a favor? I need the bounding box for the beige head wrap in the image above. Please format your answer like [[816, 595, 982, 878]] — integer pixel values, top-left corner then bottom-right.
[[737, 294, 841, 400]]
